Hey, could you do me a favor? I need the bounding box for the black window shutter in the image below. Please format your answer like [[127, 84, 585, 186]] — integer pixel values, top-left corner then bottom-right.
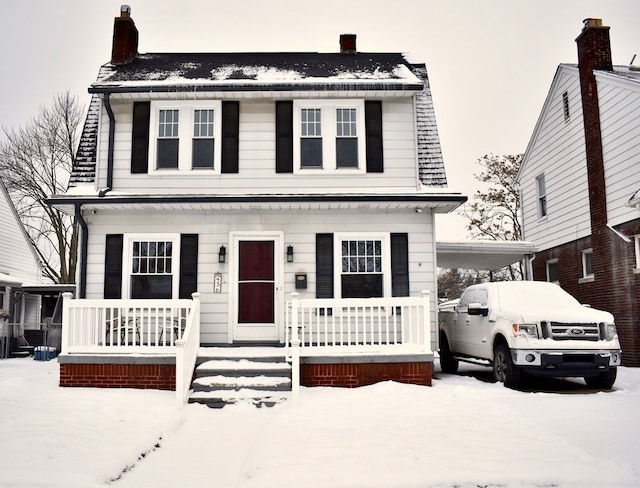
[[365, 101, 383, 173], [104, 234, 124, 299], [275, 101, 293, 173], [391, 233, 409, 297], [221, 101, 239, 173], [131, 102, 150, 174], [315, 233, 334, 298], [179, 234, 199, 299]]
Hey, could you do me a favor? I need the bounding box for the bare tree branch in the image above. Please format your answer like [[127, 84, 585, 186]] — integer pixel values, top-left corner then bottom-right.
[[460, 153, 524, 281], [0, 91, 83, 284]]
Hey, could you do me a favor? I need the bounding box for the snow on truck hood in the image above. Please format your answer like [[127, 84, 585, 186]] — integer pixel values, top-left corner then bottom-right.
[[490, 281, 615, 324]]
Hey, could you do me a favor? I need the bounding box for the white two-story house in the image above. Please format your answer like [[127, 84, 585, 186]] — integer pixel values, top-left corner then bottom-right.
[[518, 19, 640, 367], [48, 6, 465, 403]]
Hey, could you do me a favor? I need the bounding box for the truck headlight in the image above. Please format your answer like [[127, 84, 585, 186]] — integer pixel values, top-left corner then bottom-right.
[[513, 324, 539, 339], [605, 324, 617, 341]]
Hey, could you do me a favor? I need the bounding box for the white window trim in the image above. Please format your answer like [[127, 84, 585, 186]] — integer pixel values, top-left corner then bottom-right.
[[634, 235, 640, 273], [579, 248, 594, 283], [148, 101, 222, 174], [293, 99, 366, 175], [333, 232, 391, 299], [546, 258, 559, 284], [122, 233, 181, 299]]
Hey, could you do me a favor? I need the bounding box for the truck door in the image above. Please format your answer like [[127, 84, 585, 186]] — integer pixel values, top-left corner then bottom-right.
[[456, 288, 489, 356]]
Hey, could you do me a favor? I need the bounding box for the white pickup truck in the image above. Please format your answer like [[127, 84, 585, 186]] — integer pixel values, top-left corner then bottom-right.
[[438, 281, 622, 389]]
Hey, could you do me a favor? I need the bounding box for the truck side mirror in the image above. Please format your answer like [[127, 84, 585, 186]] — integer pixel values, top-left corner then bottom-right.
[[467, 303, 489, 317]]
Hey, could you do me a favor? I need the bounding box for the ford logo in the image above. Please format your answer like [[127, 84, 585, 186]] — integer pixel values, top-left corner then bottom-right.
[[569, 328, 585, 336]]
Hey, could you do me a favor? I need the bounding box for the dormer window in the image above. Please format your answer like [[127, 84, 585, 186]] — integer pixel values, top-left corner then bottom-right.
[[293, 100, 366, 174]]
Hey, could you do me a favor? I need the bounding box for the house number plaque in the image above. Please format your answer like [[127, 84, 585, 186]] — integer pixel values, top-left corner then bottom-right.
[[214, 272, 222, 293]]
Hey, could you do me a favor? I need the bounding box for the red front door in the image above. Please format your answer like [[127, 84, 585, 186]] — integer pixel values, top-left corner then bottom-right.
[[238, 241, 274, 324]]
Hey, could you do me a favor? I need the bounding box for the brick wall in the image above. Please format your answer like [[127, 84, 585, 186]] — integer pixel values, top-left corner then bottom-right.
[[532, 220, 640, 366], [59, 363, 175, 390], [300, 361, 432, 387]]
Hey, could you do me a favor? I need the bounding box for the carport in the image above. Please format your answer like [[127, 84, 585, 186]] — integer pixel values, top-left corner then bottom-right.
[[436, 240, 538, 277]]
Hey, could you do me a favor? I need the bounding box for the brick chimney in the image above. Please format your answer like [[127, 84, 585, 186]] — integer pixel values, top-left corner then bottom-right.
[[575, 18, 612, 229], [340, 34, 357, 53], [111, 5, 138, 65]]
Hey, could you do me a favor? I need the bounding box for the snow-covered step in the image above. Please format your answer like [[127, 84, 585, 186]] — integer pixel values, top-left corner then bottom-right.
[[188, 347, 292, 408], [196, 359, 291, 378], [192, 374, 292, 392], [188, 389, 290, 409]]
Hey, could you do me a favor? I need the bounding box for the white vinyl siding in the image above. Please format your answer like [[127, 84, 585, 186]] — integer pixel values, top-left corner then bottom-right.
[[83, 209, 438, 346], [596, 72, 640, 227], [519, 67, 591, 250], [97, 95, 419, 194]]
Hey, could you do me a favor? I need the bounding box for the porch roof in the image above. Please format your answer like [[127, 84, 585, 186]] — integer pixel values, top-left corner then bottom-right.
[[46, 191, 467, 215]]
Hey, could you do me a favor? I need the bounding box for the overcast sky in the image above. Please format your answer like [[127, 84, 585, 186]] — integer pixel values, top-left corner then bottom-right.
[[0, 0, 637, 240]]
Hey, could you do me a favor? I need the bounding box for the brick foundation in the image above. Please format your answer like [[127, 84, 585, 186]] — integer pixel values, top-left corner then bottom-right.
[[59, 363, 176, 390], [301, 361, 432, 387]]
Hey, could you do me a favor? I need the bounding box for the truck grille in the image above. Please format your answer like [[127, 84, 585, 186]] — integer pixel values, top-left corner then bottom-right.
[[541, 321, 601, 341]]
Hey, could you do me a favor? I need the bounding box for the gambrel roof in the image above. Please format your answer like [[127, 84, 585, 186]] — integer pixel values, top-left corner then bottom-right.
[[70, 51, 448, 188]]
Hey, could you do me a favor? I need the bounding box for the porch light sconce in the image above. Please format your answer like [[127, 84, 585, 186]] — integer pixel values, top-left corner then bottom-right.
[[286, 245, 294, 263], [218, 245, 226, 263]]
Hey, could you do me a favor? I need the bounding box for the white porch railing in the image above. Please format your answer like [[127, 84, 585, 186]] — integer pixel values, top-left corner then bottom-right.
[[61, 293, 199, 355], [286, 291, 432, 354], [285, 291, 432, 404], [176, 293, 201, 409]]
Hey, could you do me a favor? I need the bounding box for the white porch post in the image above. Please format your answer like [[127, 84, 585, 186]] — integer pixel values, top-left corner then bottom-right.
[[61, 292, 73, 354], [290, 292, 301, 406], [421, 290, 431, 353]]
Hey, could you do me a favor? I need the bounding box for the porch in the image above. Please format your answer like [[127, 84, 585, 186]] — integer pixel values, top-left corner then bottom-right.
[[58, 291, 433, 407]]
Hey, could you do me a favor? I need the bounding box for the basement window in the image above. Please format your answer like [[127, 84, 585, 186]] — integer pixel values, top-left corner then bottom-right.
[[579, 248, 594, 283], [546, 259, 559, 284]]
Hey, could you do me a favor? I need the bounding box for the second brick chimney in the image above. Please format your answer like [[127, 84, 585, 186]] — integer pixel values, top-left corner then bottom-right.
[[340, 34, 357, 53], [111, 5, 138, 65]]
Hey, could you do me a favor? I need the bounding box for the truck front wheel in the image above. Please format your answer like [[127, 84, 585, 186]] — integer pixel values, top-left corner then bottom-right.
[[493, 344, 521, 389], [439, 336, 458, 374], [584, 368, 617, 389]]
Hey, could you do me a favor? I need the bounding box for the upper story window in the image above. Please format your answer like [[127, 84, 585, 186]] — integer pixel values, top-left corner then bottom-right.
[[293, 100, 366, 174], [148, 101, 222, 173], [536, 174, 547, 217], [546, 259, 559, 283], [562, 91, 570, 122]]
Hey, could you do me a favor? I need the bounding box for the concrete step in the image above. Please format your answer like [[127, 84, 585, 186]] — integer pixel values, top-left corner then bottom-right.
[[188, 347, 293, 408], [196, 359, 292, 378], [192, 374, 292, 392], [188, 389, 290, 409]]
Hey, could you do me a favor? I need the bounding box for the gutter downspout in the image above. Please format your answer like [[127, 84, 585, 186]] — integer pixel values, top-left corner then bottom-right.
[[98, 92, 115, 197], [75, 204, 88, 299]]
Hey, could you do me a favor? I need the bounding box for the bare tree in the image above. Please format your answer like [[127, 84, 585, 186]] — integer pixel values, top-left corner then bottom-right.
[[437, 268, 486, 301], [0, 91, 83, 283], [462, 153, 524, 280]]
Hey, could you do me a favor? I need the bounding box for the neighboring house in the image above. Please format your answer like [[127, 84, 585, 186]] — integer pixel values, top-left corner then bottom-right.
[[518, 19, 640, 367], [47, 7, 466, 398], [0, 178, 46, 355]]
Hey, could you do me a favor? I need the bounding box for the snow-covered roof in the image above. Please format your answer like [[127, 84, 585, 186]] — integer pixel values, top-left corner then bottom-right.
[[69, 51, 448, 188], [89, 52, 424, 92]]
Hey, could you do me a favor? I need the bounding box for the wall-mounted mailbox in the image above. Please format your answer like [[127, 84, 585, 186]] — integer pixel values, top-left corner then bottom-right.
[[295, 273, 307, 289]]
